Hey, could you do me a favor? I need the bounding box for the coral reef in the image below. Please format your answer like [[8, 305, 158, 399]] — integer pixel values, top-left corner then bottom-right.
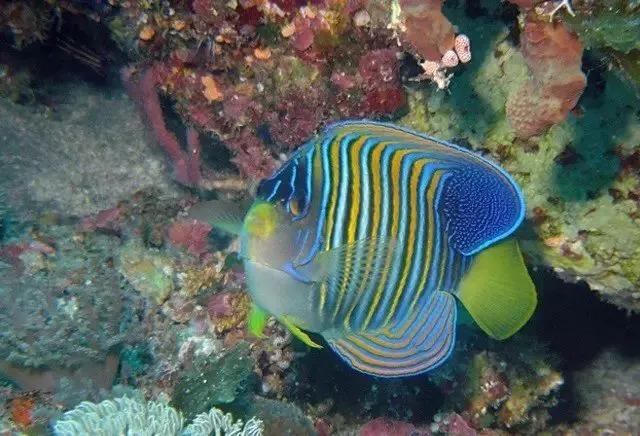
[[400, 3, 640, 312], [440, 341, 563, 432], [561, 350, 640, 434], [112, 0, 473, 183], [53, 395, 263, 436], [1, 0, 640, 435]]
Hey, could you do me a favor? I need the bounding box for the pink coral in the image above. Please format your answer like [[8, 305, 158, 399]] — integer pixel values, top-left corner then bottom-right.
[[167, 219, 212, 256], [359, 417, 431, 436], [506, 16, 586, 138], [441, 49, 459, 68]]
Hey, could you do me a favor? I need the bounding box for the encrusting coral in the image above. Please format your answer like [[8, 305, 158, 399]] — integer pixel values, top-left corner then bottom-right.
[[506, 13, 586, 138]]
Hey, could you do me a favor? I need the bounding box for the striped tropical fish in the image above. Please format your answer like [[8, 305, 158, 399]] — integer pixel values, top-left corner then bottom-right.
[[188, 120, 537, 378]]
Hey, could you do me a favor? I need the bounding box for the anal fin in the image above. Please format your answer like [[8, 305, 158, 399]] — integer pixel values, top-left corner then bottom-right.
[[323, 291, 456, 377]]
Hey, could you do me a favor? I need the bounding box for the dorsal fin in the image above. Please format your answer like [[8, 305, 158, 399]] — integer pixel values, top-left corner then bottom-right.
[[323, 291, 456, 377]]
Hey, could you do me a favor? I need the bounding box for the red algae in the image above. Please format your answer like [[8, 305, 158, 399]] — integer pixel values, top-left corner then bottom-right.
[[167, 219, 212, 256], [9, 396, 34, 428], [507, 15, 586, 138]]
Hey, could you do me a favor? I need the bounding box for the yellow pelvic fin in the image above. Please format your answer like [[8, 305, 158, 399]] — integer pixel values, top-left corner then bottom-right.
[[456, 238, 537, 340], [248, 304, 268, 339], [280, 315, 323, 349]]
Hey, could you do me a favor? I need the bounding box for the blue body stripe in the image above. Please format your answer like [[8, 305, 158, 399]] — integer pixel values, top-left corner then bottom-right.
[[352, 141, 396, 328], [332, 133, 357, 248], [371, 151, 419, 327], [394, 163, 439, 322]]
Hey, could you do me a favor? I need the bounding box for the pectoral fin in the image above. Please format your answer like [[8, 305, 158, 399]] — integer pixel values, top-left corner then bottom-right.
[[311, 238, 394, 285]]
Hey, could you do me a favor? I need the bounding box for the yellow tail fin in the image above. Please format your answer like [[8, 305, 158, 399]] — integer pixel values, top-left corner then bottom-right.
[[457, 238, 537, 340]]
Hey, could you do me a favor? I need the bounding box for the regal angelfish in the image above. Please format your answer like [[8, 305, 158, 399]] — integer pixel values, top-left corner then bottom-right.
[[189, 121, 537, 377]]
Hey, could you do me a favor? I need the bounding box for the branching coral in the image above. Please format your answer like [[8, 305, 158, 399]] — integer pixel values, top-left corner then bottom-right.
[[122, 66, 209, 188]]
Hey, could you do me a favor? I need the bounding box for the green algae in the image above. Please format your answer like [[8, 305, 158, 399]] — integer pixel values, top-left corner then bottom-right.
[[564, 1, 640, 91], [118, 242, 175, 305], [565, 1, 640, 53]]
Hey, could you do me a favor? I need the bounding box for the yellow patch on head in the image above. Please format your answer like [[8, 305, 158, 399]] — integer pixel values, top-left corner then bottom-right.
[[245, 202, 279, 239]]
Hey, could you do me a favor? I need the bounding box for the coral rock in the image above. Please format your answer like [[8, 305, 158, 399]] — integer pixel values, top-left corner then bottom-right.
[[119, 243, 175, 305], [207, 291, 251, 333]]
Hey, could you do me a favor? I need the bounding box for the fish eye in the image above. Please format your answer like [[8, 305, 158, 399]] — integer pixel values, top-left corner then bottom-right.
[[288, 197, 302, 217]]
